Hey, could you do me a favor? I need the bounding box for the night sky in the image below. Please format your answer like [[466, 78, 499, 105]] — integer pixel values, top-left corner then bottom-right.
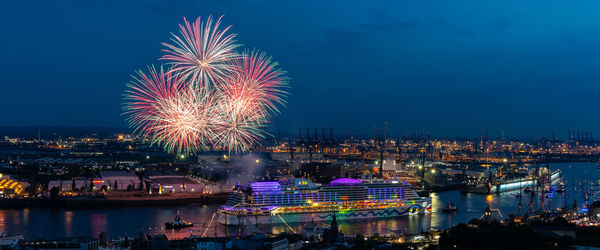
[[1, 0, 600, 138]]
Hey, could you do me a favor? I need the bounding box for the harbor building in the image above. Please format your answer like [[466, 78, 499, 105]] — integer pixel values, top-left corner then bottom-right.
[[147, 171, 204, 193], [99, 171, 141, 191]]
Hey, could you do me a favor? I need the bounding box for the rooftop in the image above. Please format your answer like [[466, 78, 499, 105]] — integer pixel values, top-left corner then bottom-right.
[[99, 171, 138, 178]]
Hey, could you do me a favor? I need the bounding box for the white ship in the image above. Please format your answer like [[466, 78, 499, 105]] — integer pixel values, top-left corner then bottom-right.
[[218, 177, 432, 225]]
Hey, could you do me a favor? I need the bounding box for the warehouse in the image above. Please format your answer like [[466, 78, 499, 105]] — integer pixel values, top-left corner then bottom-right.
[[99, 171, 141, 191], [147, 172, 204, 193]]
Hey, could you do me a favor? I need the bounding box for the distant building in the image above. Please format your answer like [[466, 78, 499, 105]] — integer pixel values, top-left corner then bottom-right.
[[99, 171, 140, 190], [271, 152, 329, 164], [321, 214, 347, 248], [194, 237, 232, 250], [440, 168, 487, 178], [300, 162, 341, 184], [264, 236, 288, 250], [382, 158, 398, 171], [0, 174, 28, 197], [149, 238, 194, 250], [230, 233, 302, 250], [21, 237, 99, 250], [146, 171, 204, 193], [48, 178, 90, 192]]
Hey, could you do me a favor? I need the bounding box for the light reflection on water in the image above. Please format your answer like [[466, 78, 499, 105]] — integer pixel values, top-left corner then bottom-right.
[[0, 162, 598, 239]]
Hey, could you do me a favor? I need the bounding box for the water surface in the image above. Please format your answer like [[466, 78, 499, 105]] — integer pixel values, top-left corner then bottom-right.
[[1, 162, 597, 239]]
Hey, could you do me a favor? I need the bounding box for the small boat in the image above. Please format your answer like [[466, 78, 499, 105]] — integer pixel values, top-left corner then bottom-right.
[[556, 181, 566, 193], [165, 211, 193, 230], [524, 187, 532, 193], [0, 230, 23, 246], [442, 203, 458, 213]]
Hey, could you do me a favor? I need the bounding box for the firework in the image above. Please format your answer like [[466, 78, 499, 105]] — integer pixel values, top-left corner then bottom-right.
[[213, 87, 268, 153], [124, 16, 289, 155], [212, 50, 288, 152], [123, 66, 219, 153], [161, 15, 239, 88], [222, 49, 288, 114]]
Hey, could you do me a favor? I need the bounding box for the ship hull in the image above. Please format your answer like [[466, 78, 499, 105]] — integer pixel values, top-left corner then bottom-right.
[[218, 199, 431, 225], [0, 235, 23, 246]]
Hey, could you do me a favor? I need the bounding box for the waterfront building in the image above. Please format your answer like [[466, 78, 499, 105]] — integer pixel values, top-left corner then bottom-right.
[[439, 168, 488, 178], [21, 237, 99, 250], [146, 172, 204, 194], [99, 171, 140, 191], [0, 174, 27, 197], [48, 178, 90, 192]]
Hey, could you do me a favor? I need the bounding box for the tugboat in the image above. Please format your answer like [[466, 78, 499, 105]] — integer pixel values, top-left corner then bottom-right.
[[442, 203, 458, 213], [0, 230, 23, 247], [556, 180, 566, 193], [165, 211, 193, 230]]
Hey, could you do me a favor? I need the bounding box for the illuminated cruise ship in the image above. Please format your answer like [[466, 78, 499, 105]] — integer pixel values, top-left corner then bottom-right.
[[217, 177, 432, 225]]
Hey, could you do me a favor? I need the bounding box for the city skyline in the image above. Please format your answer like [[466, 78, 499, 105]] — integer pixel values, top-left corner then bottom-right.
[[3, 1, 600, 248], [2, 0, 600, 138]]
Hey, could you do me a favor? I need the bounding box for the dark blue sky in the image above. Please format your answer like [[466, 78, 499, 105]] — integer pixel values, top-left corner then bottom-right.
[[1, 0, 600, 138]]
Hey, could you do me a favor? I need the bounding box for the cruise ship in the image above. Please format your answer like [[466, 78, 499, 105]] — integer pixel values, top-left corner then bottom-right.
[[217, 177, 432, 225]]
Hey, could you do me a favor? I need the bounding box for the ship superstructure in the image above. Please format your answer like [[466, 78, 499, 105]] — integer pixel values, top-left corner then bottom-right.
[[218, 178, 431, 225]]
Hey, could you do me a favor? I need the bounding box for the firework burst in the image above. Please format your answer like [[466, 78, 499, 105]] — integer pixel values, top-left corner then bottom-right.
[[214, 87, 268, 153], [124, 16, 289, 155], [161, 15, 239, 88], [222, 49, 288, 114], [123, 66, 219, 153], [212, 50, 288, 152]]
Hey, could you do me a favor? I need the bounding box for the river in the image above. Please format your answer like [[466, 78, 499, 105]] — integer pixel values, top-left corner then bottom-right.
[[1, 162, 598, 240]]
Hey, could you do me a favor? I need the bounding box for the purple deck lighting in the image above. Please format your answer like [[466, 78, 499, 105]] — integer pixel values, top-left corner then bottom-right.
[[250, 182, 280, 188], [330, 178, 362, 185], [250, 181, 282, 193]]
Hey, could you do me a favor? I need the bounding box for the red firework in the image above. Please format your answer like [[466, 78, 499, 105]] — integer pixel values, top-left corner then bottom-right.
[[125, 16, 289, 154], [124, 66, 218, 153], [222, 50, 288, 114]]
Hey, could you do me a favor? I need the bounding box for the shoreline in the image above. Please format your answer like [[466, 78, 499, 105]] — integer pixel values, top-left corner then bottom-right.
[[0, 193, 229, 209]]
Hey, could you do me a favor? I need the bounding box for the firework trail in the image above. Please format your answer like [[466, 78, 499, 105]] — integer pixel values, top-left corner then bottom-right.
[[161, 15, 239, 88], [123, 66, 219, 153]]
